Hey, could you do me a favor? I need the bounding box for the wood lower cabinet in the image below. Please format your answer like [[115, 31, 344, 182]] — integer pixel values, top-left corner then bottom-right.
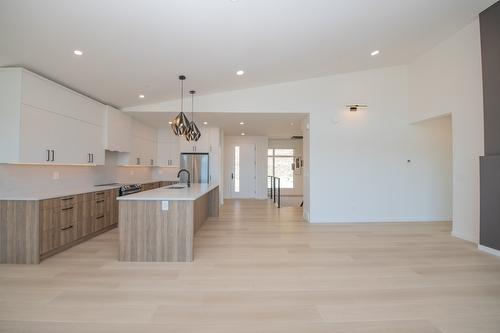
[[159, 181, 177, 187], [1, 182, 165, 264], [141, 182, 162, 191], [1, 187, 121, 264]]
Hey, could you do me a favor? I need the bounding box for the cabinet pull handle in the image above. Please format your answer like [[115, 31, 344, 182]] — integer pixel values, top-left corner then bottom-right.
[[88, 153, 91, 163], [96, 215, 104, 219], [46, 150, 50, 162], [61, 225, 73, 231], [61, 197, 74, 201], [96, 192, 104, 195], [96, 200, 105, 203], [61, 207, 74, 211], [91, 154, 94, 163], [51, 150, 55, 161]]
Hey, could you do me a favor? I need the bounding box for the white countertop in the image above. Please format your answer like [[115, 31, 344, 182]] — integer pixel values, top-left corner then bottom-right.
[[0, 180, 179, 201], [117, 183, 219, 201]]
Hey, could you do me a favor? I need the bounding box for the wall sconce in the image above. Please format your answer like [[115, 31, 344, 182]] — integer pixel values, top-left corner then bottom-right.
[[346, 104, 368, 112]]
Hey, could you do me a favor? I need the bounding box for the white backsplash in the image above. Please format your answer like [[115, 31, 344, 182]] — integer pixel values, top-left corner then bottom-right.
[[0, 151, 179, 194]]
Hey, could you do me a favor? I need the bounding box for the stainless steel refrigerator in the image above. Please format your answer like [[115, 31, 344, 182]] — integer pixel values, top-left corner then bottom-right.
[[179, 153, 209, 184]]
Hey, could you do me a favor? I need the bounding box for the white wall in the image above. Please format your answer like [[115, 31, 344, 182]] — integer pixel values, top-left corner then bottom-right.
[[129, 65, 453, 224], [0, 151, 179, 195], [223, 136, 268, 199], [409, 19, 484, 242]]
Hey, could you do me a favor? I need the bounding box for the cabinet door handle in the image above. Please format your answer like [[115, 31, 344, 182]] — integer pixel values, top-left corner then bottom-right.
[[137, 158, 140, 165], [46, 150, 50, 162], [91, 154, 94, 163], [96, 200, 105, 203], [96, 192, 104, 195], [61, 207, 74, 211], [88, 153, 91, 163], [51, 150, 55, 161], [61, 197, 74, 201], [61, 225, 73, 231], [96, 215, 104, 219], [151, 159, 154, 165]]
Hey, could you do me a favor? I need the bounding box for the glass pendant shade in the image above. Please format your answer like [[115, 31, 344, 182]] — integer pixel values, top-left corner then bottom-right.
[[186, 90, 201, 142], [171, 75, 190, 136], [171, 112, 189, 136], [186, 121, 201, 141]]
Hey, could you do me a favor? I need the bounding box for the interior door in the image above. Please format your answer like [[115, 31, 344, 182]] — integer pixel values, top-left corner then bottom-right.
[[229, 143, 256, 198]]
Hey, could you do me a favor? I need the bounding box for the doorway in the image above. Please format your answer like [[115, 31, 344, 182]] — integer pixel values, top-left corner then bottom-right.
[[227, 143, 256, 198]]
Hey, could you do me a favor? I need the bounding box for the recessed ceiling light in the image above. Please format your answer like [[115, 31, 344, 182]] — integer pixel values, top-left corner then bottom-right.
[[241, 132, 245, 136], [236, 70, 245, 76], [203, 121, 208, 125], [370, 50, 380, 56], [73, 50, 83, 56], [139, 94, 145, 99], [239, 121, 244, 125]]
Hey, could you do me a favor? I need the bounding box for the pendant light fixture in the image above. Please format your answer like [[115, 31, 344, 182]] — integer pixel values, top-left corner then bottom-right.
[[186, 90, 201, 141], [171, 75, 190, 136]]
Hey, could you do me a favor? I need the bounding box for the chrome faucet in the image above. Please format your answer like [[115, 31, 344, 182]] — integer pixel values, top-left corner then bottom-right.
[[177, 169, 191, 187]]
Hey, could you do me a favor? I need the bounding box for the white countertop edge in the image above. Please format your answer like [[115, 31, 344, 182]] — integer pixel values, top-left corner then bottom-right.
[[117, 183, 219, 201], [0, 179, 180, 201]]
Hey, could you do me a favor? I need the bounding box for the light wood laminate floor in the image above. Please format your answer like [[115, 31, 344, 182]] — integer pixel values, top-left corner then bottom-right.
[[1, 199, 499, 332]]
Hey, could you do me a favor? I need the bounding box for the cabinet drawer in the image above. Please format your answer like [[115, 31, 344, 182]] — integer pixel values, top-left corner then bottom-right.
[[94, 214, 108, 231], [93, 190, 110, 202], [59, 195, 77, 209], [59, 223, 77, 246]]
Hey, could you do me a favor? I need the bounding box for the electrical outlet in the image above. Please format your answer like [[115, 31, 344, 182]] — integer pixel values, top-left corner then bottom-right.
[[161, 201, 169, 211], [52, 171, 60, 180]]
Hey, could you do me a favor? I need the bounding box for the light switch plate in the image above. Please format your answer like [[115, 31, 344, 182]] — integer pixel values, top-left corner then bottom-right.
[[161, 201, 169, 211]]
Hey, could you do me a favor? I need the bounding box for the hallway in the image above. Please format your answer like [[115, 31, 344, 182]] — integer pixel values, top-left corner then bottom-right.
[[0, 200, 500, 332]]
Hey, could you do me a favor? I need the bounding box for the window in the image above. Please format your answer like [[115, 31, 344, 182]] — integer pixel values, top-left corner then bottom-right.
[[268, 148, 294, 188]]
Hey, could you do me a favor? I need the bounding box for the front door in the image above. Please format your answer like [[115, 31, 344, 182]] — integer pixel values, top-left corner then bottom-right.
[[229, 143, 256, 198]]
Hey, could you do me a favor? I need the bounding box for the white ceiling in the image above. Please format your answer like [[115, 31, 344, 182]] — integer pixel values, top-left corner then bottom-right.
[[129, 112, 308, 138], [0, 0, 496, 108]]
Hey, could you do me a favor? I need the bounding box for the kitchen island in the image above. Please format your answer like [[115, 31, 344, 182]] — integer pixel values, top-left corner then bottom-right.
[[117, 183, 219, 262]]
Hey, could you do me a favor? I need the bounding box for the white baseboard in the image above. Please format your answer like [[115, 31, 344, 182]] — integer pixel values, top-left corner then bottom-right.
[[451, 231, 476, 243], [303, 211, 310, 222], [478, 245, 500, 257], [309, 217, 451, 223]]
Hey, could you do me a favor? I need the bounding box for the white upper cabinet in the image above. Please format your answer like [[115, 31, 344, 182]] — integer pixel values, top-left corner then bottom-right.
[[117, 119, 157, 166], [156, 129, 179, 167], [179, 129, 210, 153], [22, 70, 103, 126], [0, 68, 105, 165], [177, 127, 221, 184], [104, 106, 132, 152]]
